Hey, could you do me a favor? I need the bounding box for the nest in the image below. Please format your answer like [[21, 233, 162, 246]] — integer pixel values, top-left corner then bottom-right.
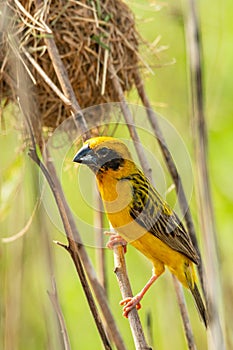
[[0, 0, 140, 130]]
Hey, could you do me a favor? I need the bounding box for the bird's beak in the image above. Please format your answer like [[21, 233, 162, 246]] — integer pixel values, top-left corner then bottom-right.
[[73, 143, 98, 166]]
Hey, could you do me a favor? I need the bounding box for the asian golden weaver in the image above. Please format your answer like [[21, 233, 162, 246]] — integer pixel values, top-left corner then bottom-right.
[[73, 136, 208, 327]]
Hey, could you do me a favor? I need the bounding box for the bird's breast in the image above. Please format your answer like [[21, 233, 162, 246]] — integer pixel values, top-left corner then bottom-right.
[[97, 175, 147, 242]]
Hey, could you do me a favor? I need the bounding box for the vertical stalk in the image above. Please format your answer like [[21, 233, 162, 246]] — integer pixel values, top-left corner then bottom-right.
[[184, 0, 225, 348], [113, 245, 152, 350], [95, 195, 107, 291]]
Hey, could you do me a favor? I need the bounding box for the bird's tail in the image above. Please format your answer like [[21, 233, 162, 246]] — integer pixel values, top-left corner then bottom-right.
[[190, 282, 208, 328]]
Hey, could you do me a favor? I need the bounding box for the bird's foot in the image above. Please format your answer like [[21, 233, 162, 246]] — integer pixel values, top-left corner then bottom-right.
[[120, 295, 142, 318], [105, 232, 127, 253]]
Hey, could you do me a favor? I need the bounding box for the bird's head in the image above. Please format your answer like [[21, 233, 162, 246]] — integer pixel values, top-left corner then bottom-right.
[[73, 136, 133, 174]]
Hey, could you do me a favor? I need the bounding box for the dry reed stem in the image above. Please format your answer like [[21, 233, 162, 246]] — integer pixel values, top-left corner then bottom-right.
[[113, 245, 152, 350], [185, 0, 225, 348], [94, 196, 108, 292], [172, 276, 197, 350], [44, 156, 126, 350], [48, 278, 71, 350], [27, 143, 111, 350]]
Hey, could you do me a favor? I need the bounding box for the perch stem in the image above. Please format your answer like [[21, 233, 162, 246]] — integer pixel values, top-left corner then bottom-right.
[[185, 0, 225, 348], [172, 276, 197, 350], [95, 195, 107, 291], [113, 245, 152, 350]]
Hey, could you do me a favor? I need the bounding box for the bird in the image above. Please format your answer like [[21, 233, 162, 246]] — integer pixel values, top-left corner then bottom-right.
[[73, 136, 208, 327]]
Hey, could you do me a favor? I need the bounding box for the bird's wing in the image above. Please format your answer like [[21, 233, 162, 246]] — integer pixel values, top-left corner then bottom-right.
[[124, 172, 199, 264]]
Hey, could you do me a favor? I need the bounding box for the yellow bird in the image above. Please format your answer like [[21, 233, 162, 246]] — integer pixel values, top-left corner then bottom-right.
[[73, 136, 208, 327]]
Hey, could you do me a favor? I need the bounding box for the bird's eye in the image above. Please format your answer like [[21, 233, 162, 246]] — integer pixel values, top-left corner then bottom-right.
[[97, 147, 109, 157]]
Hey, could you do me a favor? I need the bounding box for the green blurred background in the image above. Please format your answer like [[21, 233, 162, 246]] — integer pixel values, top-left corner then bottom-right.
[[1, 0, 232, 349]]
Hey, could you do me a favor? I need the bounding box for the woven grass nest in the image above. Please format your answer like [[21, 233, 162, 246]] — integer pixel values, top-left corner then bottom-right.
[[1, 0, 141, 130]]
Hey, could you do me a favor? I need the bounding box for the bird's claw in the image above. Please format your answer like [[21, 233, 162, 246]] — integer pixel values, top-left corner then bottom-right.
[[105, 232, 127, 253], [120, 296, 142, 318]]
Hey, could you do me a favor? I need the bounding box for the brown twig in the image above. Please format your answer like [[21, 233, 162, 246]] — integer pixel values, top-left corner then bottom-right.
[[184, 0, 225, 348], [113, 245, 152, 350], [172, 276, 197, 350], [27, 144, 112, 350], [95, 195, 107, 292], [48, 277, 71, 350], [44, 154, 126, 350]]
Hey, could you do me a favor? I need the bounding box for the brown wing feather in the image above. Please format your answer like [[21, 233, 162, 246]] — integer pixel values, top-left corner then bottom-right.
[[122, 172, 199, 264]]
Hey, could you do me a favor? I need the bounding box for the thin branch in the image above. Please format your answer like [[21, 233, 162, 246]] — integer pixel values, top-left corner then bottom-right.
[[94, 195, 107, 292], [48, 277, 71, 350], [113, 245, 152, 350], [45, 153, 126, 350], [27, 145, 112, 350], [93, 197, 113, 348], [172, 276, 197, 350], [19, 102, 112, 349], [184, 0, 225, 348]]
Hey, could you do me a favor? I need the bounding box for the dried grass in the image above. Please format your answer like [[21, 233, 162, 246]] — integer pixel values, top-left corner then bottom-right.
[[1, 0, 140, 129]]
